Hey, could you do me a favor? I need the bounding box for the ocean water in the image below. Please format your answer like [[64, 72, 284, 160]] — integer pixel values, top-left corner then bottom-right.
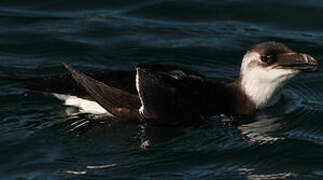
[[1, 0, 323, 179]]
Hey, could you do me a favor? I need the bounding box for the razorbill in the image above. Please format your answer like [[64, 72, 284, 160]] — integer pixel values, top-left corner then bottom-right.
[[19, 42, 319, 126]]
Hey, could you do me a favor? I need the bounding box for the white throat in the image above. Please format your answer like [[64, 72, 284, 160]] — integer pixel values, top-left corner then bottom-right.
[[240, 73, 283, 109], [240, 52, 297, 109]]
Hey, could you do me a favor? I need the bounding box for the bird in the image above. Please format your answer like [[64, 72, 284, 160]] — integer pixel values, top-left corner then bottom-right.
[[18, 42, 319, 126]]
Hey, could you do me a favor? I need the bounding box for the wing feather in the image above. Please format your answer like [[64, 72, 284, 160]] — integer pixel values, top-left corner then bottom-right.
[[62, 63, 141, 119]]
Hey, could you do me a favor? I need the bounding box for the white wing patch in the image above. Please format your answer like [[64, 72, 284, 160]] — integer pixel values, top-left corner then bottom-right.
[[53, 93, 114, 116], [136, 68, 145, 116]]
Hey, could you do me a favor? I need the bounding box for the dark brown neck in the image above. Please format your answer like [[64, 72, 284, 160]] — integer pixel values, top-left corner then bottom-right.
[[224, 78, 256, 116], [200, 78, 256, 116]]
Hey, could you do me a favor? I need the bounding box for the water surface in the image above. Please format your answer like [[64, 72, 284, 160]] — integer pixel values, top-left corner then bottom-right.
[[1, 0, 323, 179]]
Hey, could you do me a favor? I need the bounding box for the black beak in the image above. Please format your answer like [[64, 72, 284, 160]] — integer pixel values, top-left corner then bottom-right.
[[273, 53, 319, 72]]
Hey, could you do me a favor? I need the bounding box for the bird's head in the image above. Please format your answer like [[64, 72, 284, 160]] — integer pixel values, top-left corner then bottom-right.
[[239, 41, 319, 109]]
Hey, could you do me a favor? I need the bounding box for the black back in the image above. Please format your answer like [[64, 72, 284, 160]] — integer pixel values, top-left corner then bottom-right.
[[136, 64, 229, 126]]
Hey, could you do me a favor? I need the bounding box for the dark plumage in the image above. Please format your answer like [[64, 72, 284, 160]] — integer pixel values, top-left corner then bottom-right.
[[17, 42, 319, 126]]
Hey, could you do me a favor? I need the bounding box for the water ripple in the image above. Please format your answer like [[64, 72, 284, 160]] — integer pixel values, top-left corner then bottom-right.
[[1, 0, 323, 179]]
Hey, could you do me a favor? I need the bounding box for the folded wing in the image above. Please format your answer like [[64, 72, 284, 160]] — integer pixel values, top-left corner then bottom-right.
[[17, 69, 137, 101], [62, 63, 141, 119]]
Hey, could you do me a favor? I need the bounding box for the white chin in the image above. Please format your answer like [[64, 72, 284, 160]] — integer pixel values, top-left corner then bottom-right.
[[241, 67, 299, 110]]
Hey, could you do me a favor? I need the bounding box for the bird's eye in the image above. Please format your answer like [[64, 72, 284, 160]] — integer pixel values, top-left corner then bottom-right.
[[260, 55, 271, 63]]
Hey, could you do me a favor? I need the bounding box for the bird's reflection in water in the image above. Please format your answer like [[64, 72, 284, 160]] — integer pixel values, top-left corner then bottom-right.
[[58, 104, 307, 179], [62, 106, 290, 150], [237, 113, 286, 144], [63, 113, 188, 150]]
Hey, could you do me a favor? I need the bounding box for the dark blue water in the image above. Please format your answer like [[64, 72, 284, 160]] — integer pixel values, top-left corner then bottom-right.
[[1, 0, 323, 179]]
